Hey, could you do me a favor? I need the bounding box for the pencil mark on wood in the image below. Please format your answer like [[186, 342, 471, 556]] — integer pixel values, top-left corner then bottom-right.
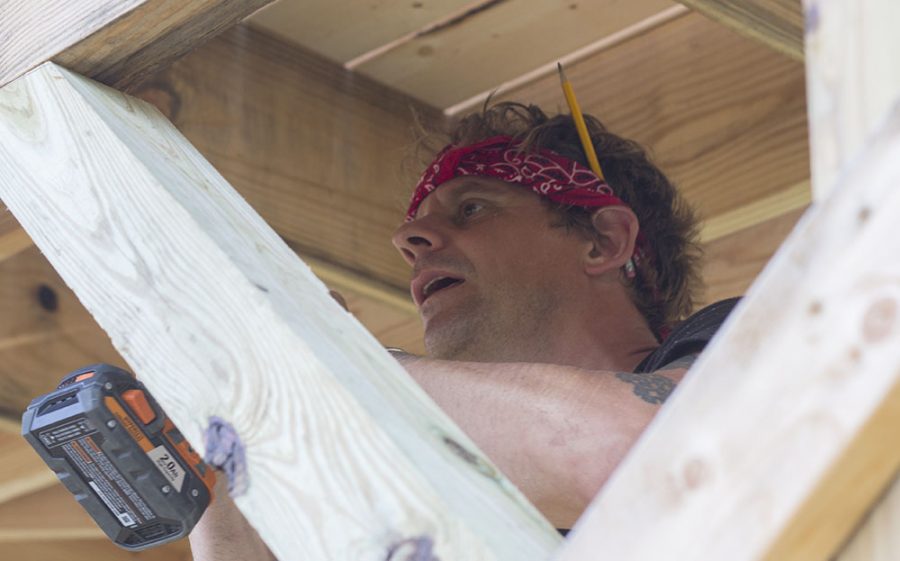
[[204, 416, 248, 496], [386, 536, 438, 561]]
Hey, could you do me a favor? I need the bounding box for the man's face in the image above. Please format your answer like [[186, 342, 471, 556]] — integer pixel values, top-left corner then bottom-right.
[[392, 176, 588, 360]]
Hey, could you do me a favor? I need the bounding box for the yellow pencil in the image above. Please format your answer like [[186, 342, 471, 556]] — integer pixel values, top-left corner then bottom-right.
[[558, 62, 605, 181]]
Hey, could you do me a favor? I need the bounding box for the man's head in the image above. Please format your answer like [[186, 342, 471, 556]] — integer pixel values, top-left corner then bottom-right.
[[393, 102, 702, 362]]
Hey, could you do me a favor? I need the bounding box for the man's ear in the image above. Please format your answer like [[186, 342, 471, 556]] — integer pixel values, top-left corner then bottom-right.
[[583, 206, 640, 276]]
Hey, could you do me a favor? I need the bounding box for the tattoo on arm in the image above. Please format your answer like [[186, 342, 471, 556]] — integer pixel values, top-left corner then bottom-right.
[[615, 372, 676, 405], [615, 353, 698, 404]]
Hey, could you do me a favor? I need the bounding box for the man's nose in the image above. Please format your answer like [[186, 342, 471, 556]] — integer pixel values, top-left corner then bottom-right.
[[391, 216, 447, 265]]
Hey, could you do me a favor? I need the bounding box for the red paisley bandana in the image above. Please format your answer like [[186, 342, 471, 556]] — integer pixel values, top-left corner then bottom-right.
[[406, 135, 650, 265]]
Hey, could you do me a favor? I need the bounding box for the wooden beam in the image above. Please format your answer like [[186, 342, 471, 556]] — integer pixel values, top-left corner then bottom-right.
[[0, 0, 275, 91], [0, 245, 123, 417], [0, 433, 56, 505], [0, 205, 31, 262], [806, 3, 900, 561], [554, 104, 900, 560], [804, 0, 900, 200], [248, 0, 478, 65], [0, 244, 424, 420], [675, 1, 803, 60], [0, 484, 101, 541], [0, 62, 560, 560], [351, 0, 674, 108], [133, 25, 443, 293], [0, 536, 190, 560], [835, 472, 900, 561], [700, 206, 806, 306]]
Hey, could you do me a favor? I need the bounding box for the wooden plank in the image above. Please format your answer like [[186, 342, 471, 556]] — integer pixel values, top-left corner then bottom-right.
[[0, 0, 275, 91], [698, 180, 808, 243], [502, 12, 810, 238], [353, 0, 675, 108], [554, 104, 900, 561], [248, 0, 477, 64], [0, 537, 189, 560], [676, 0, 803, 60], [0, 62, 560, 560], [804, 0, 900, 200], [132, 25, 441, 293], [0, 484, 101, 541], [0, 204, 31, 262], [0, 433, 56, 505], [700, 206, 806, 306], [0, 245, 123, 417], [836, 472, 900, 561], [0, 245, 424, 419]]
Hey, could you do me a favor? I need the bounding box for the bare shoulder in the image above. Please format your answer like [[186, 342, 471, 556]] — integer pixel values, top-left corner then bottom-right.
[[614, 352, 700, 405]]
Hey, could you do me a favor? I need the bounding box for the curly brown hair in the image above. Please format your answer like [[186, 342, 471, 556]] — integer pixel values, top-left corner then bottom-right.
[[413, 102, 703, 338]]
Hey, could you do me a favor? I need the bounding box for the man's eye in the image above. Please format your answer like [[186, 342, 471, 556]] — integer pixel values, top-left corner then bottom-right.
[[459, 201, 484, 219]]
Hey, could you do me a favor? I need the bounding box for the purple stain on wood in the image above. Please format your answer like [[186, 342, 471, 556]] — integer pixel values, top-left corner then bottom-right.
[[386, 536, 438, 561], [204, 416, 249, 496]]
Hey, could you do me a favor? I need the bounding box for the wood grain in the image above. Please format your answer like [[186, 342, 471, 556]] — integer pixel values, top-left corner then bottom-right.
[[555, 106, 900, 561], [676, 0, 803, 59], [0, 484, 101, 541], [131, 24, 440, 293], [353, 0, 675, 108], [0, 536, 189, 560], [804, 0, 900, 199], [503, 11, 810, 225], [248, 0, 477, 64], [0, 246, 124, 418], [0, 203, 31, 262], [1, 0, 276, 91], [700, 207, 806, 305], [0, 0, 272, 89], [0, 433, 56, 505], [0, 246, 423, 420], [835, 473, 900, 561], [0, 62, 561, 560]]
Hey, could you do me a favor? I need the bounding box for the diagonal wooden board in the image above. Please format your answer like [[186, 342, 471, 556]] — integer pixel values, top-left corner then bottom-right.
[[0, 62, 561, 560], [554, 103, 900, 560]]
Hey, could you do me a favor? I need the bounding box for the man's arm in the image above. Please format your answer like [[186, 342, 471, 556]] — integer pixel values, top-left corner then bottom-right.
[[393, 352, 695, 529], [188, 353, 694, 559], [189, 477, 276, 561]]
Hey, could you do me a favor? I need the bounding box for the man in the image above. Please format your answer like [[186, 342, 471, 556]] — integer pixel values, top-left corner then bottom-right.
[[189, 102, 736, 559]]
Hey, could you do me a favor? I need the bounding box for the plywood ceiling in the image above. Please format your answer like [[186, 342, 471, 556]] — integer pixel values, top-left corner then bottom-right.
[[249, 0, 680, 109]]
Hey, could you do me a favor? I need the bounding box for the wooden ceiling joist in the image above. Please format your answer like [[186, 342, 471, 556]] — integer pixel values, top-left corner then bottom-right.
[[0, 0, 276, 91], [675, 0, 804, 60], [804, 0, 900, 200]]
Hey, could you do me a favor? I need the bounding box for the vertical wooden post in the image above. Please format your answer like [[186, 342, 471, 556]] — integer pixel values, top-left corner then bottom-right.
[[805, 1, 900, 558], [804, 0, 900, 200]]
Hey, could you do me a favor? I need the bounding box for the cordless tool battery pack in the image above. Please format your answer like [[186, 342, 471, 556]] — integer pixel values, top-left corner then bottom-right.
[[21, 364, 215, 550]]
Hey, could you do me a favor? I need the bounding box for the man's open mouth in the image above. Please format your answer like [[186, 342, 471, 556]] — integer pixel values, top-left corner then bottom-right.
[[420, 276, 464, 304]]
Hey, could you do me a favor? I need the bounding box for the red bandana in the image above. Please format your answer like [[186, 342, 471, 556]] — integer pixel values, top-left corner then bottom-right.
[[405, 135, 650, 265]]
